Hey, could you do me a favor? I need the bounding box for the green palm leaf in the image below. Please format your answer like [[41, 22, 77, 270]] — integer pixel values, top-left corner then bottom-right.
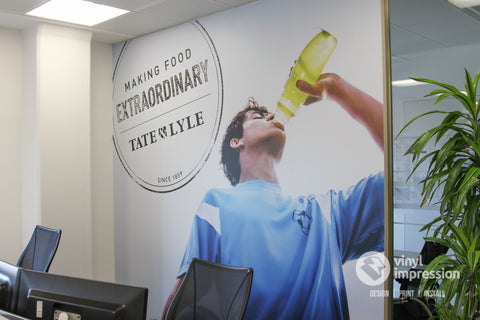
[[398, 69, 480, 319]]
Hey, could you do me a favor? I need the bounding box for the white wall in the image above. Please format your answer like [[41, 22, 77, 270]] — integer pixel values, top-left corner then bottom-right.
[[91, 41, 115, 282], [0, 24, 115, 281], [0, 27, 24, 263], [35, 24, 93, 277]]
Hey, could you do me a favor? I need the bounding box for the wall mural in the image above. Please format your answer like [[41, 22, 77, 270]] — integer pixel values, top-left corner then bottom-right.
[[112, 0, 386, 318]]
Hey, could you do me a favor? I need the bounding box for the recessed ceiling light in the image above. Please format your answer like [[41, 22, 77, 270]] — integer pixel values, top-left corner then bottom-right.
[[448, 0, 480, 8], [26, 0, 129, 27], [392, 79, 427, 87]]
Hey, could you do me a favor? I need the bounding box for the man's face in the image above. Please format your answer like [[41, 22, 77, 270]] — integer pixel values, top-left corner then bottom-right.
[[233, 109, 286, 155]]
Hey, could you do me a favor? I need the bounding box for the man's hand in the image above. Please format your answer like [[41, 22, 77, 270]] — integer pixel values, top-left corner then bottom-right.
[[297, 73, 341, 105], [296, 73, 384, 151]]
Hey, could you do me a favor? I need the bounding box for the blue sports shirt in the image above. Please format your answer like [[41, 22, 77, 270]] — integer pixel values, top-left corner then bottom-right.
[[178, 172, 384, 320]]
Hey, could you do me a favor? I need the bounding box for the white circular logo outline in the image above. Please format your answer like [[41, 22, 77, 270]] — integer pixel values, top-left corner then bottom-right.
[[112, 21, 224, 193]]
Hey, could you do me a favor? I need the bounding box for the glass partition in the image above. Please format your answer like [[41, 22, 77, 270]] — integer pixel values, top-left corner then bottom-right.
[[389, 0, 480, 312]]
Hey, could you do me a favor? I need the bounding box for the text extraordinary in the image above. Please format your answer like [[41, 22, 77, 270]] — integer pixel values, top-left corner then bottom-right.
[[115, 59, 209, 124]]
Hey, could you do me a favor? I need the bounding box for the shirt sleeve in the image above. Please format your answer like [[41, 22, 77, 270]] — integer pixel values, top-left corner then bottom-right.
[[177, 193, 221, 277], [330, 172, 385, 263]]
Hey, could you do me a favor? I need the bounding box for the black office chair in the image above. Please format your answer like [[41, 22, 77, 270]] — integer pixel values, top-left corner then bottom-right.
[[166, 258, 253, 320], [393, 241, 448, 319], [395, 241, 448, 296], [16, 225, 62, 272]]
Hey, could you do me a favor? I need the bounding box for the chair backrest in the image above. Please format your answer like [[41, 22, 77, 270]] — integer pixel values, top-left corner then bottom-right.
[[16, 225, 62, 273], [166, 258, 253, 320], [396, 241, 448, 293]]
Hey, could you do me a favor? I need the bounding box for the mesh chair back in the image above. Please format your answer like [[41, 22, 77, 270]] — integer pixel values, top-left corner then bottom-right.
[[16, 225, 61, 272], [396, 241, 448, 293], [166, 258, 253, 320]]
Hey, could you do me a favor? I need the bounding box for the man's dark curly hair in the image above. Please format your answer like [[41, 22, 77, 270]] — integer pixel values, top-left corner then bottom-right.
[[221, 98, 269, 186]]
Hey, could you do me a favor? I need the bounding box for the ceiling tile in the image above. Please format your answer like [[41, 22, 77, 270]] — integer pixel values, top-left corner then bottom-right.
[[389, 0, 480, 56], [137, 0, 232, 20], [90, 0, 168, 11], [389, 0, 456, 26], [213, 0, 258, 5], [436, 30, 480, 47], [90, 28, 133, 43], [0, 0, 46, 14], [406, 13, 480, 39], [390, 24, 444, 53], [95, 10, 178, 37], [390, 24, 416, 43], [0, 11, 39, 29]]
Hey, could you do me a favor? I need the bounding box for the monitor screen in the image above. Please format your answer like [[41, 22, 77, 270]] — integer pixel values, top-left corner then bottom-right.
[[16, 269, 148, 320], [0, 260, 21, 313]]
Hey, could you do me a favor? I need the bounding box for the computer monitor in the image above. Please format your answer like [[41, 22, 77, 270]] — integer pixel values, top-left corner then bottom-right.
[[16, 269, 148, 320], [0, 260, 21, 313]]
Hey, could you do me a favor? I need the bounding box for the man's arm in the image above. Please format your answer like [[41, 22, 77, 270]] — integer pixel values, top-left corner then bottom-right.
[[296, 73, 384, 151], [160, 276, 184, 320]]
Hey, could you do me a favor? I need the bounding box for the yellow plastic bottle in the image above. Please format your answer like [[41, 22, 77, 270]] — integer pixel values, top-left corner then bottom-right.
[[275, 30, 337, 124]]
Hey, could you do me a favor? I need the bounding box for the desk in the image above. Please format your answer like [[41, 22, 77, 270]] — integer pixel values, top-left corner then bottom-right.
[[0, 309, 30, 320]]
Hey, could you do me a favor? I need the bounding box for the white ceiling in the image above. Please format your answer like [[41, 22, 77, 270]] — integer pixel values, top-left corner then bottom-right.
[[0, 0, 479, 52], [389, 0, 480, 57], [0, 0, 258, 43]]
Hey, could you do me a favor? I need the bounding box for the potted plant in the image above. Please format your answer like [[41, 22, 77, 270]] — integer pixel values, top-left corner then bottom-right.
[[397, 68, 480, 319]]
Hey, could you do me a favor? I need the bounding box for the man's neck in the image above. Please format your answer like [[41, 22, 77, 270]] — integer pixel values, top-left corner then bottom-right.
[[238, 151, 280, 185]]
